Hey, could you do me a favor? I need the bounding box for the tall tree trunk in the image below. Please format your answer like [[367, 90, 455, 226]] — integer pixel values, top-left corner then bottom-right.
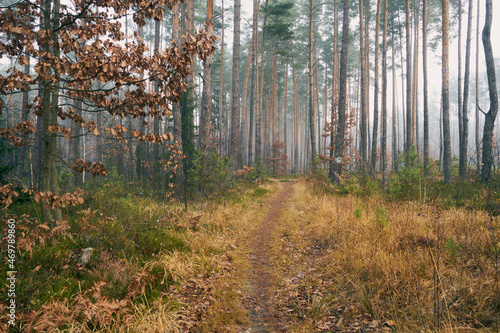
[[240, 40, 254, 165], [329, 0, 338, 179], [460, 0, 473, 178], [392, 25, 398, 172], [271, 44, 278, 142], [359, 0, 367, 167], [332, 0, 350, 182], [231, 0, 241, 168], [293, 52, 298, 173], [285, 58, 289, 157], [475, 0, 480, 172], [480, 0, 498, 182], [249, 0, 259, 166], [442, 0, 452, 183], [365, 4, 371, 157], [412, 2, 420, 153], [405, 0, 413, 154], [423, 0, 430, 174], [256, 0, 269, 166], [457, 0, 464, 177], [240, 34, 253, 165], [219, 0, 225, 155], [381, 0, 388, 188], [199, 0, 214, 157], [153, 19, 161, 173], [41, 0, 62, 224], [171, 1, 183, 185], [308, 0, 317, 167], [371, 0, 381, 176]]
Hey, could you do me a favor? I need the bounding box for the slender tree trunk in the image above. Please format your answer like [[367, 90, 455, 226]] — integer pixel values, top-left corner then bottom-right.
[[457, 0, 464, 177], [442, 0, 452, 183], [460, 0, 473, 178], [359, 0, 367, 167], [240, 33, 253, 165], [329, 0, 338, 179], [171, 1, 183, 186], [231, 0, 241, 168], [219, 0, 225, 156], [381, 0, 388, 188], [249, 0, 259, 166], [365, 4, 371, 157], [284, 60, 289, 157], [405, 0, 413, 154], [480, 0, 498, 182], [199, 0, 214, 157], [371, 0, 381, 175], [271, 44, 278, 142], [392, 26, 398, 171], [308, 0, 317, 167], [423, 0, 430, 174], [293, 52, 298, 173], [332, 0, 350, 182], [476, 0, 480, 172], [412, 2, 420, 153], [153, 19, 161, 173], [256, 0, 269, 166]]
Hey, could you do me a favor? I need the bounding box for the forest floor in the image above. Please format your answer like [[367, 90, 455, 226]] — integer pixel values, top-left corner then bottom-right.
[[3, 176, 498, 332], [232, 180, 390, 332], [241, 180, 293, 332]]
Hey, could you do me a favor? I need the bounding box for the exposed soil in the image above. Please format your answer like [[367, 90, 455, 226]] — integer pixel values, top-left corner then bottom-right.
[[241, 181, 294, 333]]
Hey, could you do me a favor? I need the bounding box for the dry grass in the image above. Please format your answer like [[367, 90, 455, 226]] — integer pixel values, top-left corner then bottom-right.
[[12, 181, 278, 332], [275, 180, 500, 332]]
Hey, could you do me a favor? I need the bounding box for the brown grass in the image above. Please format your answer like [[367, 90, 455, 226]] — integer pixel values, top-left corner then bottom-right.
[[274, 180, 500, 332], [15, 182, 278, 332]]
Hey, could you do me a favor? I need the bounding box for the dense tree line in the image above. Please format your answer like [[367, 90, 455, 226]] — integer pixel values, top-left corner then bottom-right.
[[1, 0, 499, 219]]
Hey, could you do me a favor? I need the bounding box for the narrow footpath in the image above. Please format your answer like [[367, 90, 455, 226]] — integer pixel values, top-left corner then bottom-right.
[[241, 181, 294, 333]]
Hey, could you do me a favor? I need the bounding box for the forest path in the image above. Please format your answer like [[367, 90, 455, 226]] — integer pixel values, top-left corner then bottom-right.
[[241, 180, 294, 333]]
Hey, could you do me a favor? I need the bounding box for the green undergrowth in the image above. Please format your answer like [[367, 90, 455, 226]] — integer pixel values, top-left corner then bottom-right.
[[306, 157, 500, 212], [0, 178, 275, 332]]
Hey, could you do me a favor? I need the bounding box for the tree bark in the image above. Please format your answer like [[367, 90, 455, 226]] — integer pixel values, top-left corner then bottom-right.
[[248, 0, 259, 166], [423, 0, 430, 174], [218, 0, 225, 155], [256, 0, 268, 166], [457, 0, 463, 177], [392, 24, 398, 172], [240, 33, 253, 165], [381, 0, 388, 189], [442, 0, 452, 183], [405, 0, 413, 155], [292, 51, 298, 173], [476, 0, 480, 172], [231, 0, 241, 169], [480, 0, 498, 182], [460, 0, 473, 178], [308, 0, 317, 167], [199, 0, 214, 157], [328, 0, 338, 179], [371, 0, 381, 176], [331, 0, 350, 182], [359, 0, 367, 168]]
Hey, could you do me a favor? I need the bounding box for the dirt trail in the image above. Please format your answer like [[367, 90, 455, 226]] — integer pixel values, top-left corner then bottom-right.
[[242, 181, 294, 333]]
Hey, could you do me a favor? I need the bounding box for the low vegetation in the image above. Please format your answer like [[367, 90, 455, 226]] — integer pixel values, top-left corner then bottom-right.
[[0, 179, 278, 332], [273, 179, 500, 331]]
